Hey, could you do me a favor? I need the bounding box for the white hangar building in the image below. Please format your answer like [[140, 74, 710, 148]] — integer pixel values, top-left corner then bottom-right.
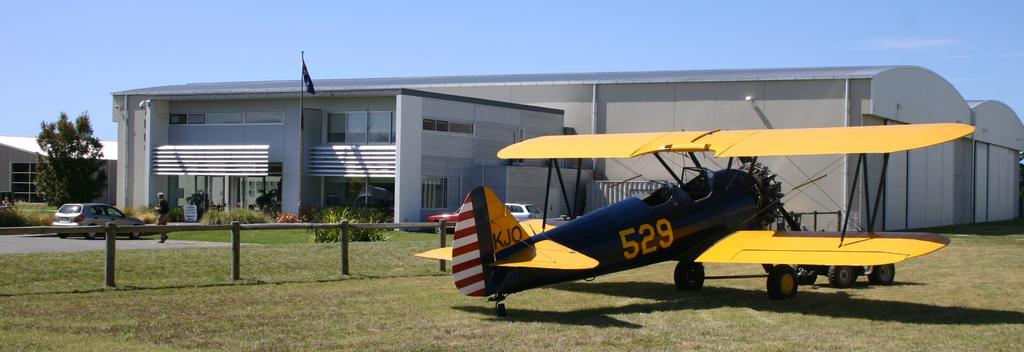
[[113, 65, 1022, 229]]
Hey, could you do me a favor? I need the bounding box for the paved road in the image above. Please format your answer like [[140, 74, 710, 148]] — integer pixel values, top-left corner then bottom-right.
[[0, 234, 229, 255]]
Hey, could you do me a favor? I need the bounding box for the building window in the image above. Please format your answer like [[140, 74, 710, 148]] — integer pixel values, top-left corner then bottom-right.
[[244, 112, 284, 124], [368, 111, 394, 144], [206, 112, 243, 124], [187, 114, 206, 124], [345, 112, 368, 144], [327, 111, 396, 145], [450, 122, 474, 134], [421, 177, 448, 209], [323, 176, 395, 209], [170, 112, 284, 125], [10, 162, 41, 202], [423, 118, 473, 135]]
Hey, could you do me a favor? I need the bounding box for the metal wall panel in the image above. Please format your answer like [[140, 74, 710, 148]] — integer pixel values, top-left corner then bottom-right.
[[988, 145, 1017, 221], [975, 143, 989, 222], [413, 95, 564, 221], [953, 139, 975, 224]]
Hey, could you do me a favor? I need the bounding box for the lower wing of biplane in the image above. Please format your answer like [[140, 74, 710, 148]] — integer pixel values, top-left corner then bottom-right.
[[695, 230, 949, 266]]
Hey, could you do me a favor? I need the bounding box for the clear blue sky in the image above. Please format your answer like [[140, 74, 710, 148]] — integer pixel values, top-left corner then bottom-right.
[[1, 0, 1021, 140]]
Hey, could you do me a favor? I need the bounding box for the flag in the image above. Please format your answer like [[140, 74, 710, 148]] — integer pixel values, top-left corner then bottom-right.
[[302, 59, 315, 94]]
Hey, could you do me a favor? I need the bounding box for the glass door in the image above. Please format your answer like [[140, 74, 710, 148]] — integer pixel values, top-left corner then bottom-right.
[[209, 176, 225, 210]]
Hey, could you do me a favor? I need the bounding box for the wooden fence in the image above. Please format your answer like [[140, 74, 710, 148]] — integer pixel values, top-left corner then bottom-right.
[[0, 220, 449, 287]]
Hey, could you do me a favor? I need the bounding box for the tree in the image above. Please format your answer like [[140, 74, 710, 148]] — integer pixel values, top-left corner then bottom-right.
[[35, 112, 107, 205]]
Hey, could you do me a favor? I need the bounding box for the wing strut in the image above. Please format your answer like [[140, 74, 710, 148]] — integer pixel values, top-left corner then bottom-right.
[[572, 158, 583, 218], [551, 160, 573, 220], [839, 153, 864, 246], [869, 153, 890, 232], [838, 152, 891, 246], [653, 153, 683, 186], [541, 160, 553, 232]]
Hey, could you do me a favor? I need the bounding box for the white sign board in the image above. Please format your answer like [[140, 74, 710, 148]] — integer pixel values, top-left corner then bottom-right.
[[184, 205, 198, 223]]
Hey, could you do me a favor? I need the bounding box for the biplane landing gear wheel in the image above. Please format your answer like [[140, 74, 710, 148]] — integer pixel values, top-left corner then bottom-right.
[[827, 266, 857, 288], [868, 264, 895, 285], [766, 265, 798, 300], [490, 294, 508, 317], [674, 261, 705, 291]]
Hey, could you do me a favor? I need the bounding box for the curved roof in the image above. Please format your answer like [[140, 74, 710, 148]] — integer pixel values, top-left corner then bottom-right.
[[114, 65, 912, 96], [968, 99, 1024, 150], [0, 136, 117, 160]]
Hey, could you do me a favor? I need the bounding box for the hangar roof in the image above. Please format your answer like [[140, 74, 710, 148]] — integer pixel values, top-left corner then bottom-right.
[[0, 136, 117, 160], [114, 65, 909, 96]]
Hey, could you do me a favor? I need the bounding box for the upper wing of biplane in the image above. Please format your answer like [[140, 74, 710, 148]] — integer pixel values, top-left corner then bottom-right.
[[695, 230, 949, 266], [497, 123, 974, 159]]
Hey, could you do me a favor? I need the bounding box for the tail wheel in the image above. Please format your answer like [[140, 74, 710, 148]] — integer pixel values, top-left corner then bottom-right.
[[674, 261, 705, 291], [868, 264, 896, 285], [827, 266, 857, 288], [766, 265, 798, 299], [84, 231, 98, 240]]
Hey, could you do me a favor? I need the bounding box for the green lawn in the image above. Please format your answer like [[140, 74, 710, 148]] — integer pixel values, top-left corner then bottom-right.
[[1, 226, 1022, 351], [168, 228, 448, 244]]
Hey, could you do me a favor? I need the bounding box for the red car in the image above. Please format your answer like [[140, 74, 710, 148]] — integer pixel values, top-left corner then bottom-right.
[[427, 213, 459, 228]]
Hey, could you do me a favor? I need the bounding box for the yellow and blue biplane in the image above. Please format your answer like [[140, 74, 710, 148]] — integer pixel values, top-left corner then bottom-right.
[[416, 122, 974, 316]]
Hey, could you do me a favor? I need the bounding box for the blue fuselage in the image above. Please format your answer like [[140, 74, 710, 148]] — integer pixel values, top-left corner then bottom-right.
[[492, 168, 762, 294]]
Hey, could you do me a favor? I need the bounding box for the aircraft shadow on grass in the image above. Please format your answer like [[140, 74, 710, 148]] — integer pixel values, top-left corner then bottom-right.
[[453, 281, 1024, 328]]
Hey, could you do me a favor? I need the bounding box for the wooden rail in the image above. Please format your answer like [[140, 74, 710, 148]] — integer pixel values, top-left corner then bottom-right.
[[0, 221, 449, 288]]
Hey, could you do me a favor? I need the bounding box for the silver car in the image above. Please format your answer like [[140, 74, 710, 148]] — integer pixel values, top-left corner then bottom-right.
[[52, 203, 147, 239], [505, 203, 543, 221]]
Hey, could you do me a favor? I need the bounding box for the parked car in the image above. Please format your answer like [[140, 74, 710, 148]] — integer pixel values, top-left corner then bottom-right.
[[506, 203, 542, 221], [427, 212, 459, 229], [52, 203, 148, 239]]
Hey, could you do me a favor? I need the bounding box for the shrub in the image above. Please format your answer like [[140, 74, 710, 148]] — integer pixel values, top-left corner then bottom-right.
[[200, 208, 272, 225], [123, 207, 158, 224], [0, 206, 51, 227], [275, 213, 301, 223], [310, 207, 392, 242], [298, 204, 319, 223], [168, 207, 185, 222]]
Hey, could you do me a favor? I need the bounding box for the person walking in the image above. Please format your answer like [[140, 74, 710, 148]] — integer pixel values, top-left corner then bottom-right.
[[157, 192, 170, 243]]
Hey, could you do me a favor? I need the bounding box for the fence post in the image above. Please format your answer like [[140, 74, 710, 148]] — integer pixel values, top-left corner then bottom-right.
[[438, 219, 448, 272], [105, 223, 117, 287], [231, 221, 240, 281], [812, 211, 818, 231], [340, 220, 350, 277]]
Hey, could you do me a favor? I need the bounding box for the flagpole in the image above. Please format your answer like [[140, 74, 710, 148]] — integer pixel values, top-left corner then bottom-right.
[[299, 51, 304, 123]]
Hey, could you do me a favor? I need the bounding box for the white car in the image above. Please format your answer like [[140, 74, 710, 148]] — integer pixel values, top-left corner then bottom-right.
[[52, 203, 148, 240], [505, 203, 542, 221]]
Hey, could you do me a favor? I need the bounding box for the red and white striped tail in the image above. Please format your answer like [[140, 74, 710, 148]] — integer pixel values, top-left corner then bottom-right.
[[451, 197, 487, 296]]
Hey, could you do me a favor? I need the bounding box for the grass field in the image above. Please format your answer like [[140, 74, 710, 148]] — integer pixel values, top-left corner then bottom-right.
[[167, 228, 443, 244], [1, 224, 1022, 351]]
